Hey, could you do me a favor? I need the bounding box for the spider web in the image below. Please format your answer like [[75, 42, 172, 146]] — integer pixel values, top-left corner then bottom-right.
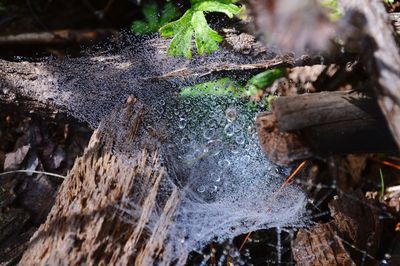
[[9, 33, 399, 265]]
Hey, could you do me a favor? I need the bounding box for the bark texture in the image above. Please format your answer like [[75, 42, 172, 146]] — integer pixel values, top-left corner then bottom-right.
[[339, 0, 400, 148], [293, 223, 356, 266], [19, 98, 184, 265]]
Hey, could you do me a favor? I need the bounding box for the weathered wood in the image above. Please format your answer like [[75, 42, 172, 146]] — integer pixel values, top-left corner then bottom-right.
[[328, 192, 384, 265], [19, 97, 184, 265], [256, 91, 398, 165], [339, 0, 400, 148], [292, 223, 356, 266], [256, 112, 312, 166], [273, 91, 379, 132]]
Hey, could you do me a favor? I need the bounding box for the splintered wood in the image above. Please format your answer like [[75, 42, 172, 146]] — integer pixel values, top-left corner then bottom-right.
[[19, 98, 184, 265]]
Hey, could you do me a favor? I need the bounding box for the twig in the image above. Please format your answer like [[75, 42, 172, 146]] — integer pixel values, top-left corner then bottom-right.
[[238, 232, 252, 251], [369, 157, 400, 170], [0, 169, 65, 179], [238, 161, 307, 252], [275, 160, 308, 194]]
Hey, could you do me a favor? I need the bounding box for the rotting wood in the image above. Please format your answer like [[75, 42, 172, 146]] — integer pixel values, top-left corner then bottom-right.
[[328, 192, 383, 265], [255, 111, 312, 166], [292, 222, 356, 266], [256, 91, 398, 166], [19, 97, 185, 265]]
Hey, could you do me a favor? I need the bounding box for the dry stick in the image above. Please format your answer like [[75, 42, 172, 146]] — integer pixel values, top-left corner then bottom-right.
[[238, 161, 308, 251], [275, 161, 308, 195], [380, 161, 400, 170], [369, 157, 400, 170], [238, 232, 252, 251], [0, 169, 66, 179]]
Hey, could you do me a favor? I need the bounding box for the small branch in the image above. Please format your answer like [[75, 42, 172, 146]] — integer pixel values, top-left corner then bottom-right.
[[0, 170, 65, 179]]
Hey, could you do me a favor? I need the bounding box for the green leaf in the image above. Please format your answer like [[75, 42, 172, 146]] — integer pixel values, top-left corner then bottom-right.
[[132, 2, 181, 35], [160, 9, 193, 37], [320, 0, 342, 21], [379, 168, 385, 200], [160, 0, 240, 58], [246, 69, 284, 90], [180, 77, 245, 98], [142, 3, 159, 28], [167, 24, 194, 58], [131, 20, 151, 35], [195, 1, 240, 18], [160, 3, 180, 25], [192, 11, 223, 55]]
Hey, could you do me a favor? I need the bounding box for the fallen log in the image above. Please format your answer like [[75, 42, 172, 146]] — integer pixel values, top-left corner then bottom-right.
[[247, 0, 400, 149], [256, 91, 398, 166]]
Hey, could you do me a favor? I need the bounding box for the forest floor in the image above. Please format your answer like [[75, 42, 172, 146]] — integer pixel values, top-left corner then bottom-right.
[[1, 0, 400, 265]]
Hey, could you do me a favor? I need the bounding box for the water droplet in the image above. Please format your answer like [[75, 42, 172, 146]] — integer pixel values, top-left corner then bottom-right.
[[203, 128, 215, 140], [193, 149, 204, 159], [241, 155, 251, 163], [248, 148, 258, 157], [233, 124, 242, 133], [229, 144, 239, 154], [210, 185, 218, 193], [178, 118, 187, 129], [225, 107, 237, 122], [197, 185, 206, 193], [206, 139, 223, 156], [247, 125, 256, 135], [180, 137, 190, 145], [224, 123, 234, 137], [218, 159, 231, 168], [235, 134, 245, 145]]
